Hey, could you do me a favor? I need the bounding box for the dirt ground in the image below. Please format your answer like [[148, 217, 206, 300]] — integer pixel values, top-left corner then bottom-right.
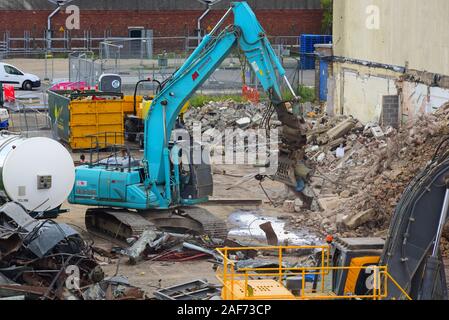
[[54, 158, 297, 298]]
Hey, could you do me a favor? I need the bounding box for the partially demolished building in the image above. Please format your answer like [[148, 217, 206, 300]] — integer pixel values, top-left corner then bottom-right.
[[327, 0, 449, 125]]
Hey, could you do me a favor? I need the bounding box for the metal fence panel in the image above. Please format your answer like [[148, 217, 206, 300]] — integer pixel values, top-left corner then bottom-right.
[[69, 51, 102, 86], [64, 36, 313, 94]]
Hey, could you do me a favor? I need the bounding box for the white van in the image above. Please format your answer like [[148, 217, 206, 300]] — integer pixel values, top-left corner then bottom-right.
[[0, 62, 41, 90]]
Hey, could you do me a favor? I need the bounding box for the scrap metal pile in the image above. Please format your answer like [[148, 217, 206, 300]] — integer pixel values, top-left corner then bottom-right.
[[117, 229, 225, 265], [0, 203, 145, 300], [286, 103, 449, 245]]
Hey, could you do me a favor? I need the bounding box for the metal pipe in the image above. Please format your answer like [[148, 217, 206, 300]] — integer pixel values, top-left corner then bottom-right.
[[209, 6, 233, 36], [197, 6, 211, 46], [47, 5, 62, 50], [283, 75, 299, 100], [183, 242, 222, 261], [47, 7, 61, 31], [432, 188, 449, 256]]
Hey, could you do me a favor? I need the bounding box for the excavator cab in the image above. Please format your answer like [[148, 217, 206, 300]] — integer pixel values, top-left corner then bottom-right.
[[331, 238, 384, 296]]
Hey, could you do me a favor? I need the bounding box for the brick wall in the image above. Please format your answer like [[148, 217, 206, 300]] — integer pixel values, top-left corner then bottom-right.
[[0, 9, 323, 39], [0, 0, 323, 11]]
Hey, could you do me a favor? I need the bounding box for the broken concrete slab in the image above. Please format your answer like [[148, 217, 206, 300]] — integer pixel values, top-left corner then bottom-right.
[[317, 197, 343, 212], [371, 126, 385, 139], [343, 209, 376, 229], [294, 198, 304, 212], [340, 190, 351, 198], [317, 117, 357, 145], [236, 117, 251, 128]]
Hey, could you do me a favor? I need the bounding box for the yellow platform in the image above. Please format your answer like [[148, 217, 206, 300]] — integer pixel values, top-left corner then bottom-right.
[[222, 280, 295, 300], [216, 245, 412, 301]]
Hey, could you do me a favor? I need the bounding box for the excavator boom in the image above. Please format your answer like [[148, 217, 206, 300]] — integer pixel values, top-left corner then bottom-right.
[[144, 1, 296, 188]]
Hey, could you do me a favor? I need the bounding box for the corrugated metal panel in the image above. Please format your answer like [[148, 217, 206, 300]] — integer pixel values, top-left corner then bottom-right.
[[0, 0, 322, 10]]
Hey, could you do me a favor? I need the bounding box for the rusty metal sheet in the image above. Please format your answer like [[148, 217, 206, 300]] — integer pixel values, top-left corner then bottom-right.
[[0, 232, 22, 259], [0, 284, 53, 299]]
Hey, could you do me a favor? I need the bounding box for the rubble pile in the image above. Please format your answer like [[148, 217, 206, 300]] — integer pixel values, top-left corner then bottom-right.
[[184, 100, 272, 132], [288, 104, 449, 240]]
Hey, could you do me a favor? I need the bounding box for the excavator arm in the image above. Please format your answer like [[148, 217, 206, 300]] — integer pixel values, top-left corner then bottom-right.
[[143, 1, 303, 191]]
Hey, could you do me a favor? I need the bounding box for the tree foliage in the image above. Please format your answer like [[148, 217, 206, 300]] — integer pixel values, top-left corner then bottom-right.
[[321, 0, 333, 34]]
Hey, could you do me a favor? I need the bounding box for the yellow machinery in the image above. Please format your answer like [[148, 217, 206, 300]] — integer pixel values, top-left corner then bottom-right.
[[135, 97, 189, 120], [125, 79, 190, 147], [216, 244, 411, 300], [47, 88, 190, 150], [125, 96, 190, 147]]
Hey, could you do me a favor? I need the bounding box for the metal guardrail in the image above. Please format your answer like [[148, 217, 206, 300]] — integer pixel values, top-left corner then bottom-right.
[[0, 32, 300, 55], [215, 245, 412, 301]]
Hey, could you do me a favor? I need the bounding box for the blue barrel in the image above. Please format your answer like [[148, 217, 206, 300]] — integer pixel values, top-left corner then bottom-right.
[[300, 34, 332, 70]]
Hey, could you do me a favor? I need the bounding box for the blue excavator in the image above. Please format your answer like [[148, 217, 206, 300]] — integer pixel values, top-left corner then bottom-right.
[[68, 2, 308, 241]]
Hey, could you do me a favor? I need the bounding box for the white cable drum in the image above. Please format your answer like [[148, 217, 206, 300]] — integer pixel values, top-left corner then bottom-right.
[[0, 135, 75, 212]]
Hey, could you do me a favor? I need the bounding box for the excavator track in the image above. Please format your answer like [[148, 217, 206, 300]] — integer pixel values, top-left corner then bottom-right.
[[85, 208, 156, 245], [85, 206, 228, 245], [181, 206, 229, 240]]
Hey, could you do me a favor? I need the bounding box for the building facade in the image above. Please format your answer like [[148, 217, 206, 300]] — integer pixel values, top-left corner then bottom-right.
[[329, 0, 449, 125]]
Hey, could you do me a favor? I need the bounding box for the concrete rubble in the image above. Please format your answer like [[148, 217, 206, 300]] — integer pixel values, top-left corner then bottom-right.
[[182, 99, 449, 254], [285, 103, 449, 252], [184, 99, 277, 133]]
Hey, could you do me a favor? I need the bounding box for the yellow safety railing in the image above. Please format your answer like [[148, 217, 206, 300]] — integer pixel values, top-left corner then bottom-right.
[[215, 245, 412, 301]]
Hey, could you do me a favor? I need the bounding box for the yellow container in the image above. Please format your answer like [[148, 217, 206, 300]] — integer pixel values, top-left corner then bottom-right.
[[48, 91, 144, 150], [69, 100, 125, 150]]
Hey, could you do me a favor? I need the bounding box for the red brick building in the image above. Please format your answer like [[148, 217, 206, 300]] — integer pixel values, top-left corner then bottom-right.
[[0, 0, 324, 52]]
